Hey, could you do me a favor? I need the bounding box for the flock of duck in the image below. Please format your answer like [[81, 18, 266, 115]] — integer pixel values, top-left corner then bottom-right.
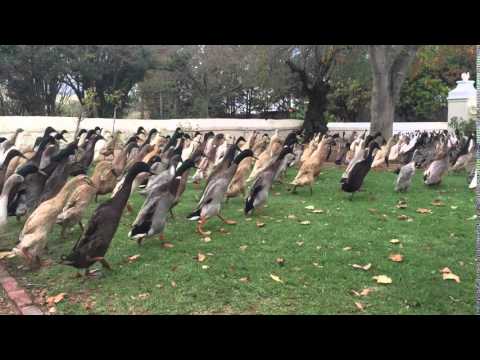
[[0, 124, 476, 276]]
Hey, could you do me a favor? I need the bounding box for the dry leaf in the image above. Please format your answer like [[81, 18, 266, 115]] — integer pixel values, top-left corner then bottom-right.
[[296, 241, 304, 246], [368, 208, 378, 213], [359, 288, 374, 296], [372, 275, 392, 284], [219, 228, 227, 233], [312, 209, 324, 213], [47, 293, 67, 307], [343, 246, 352, 251], [171, 281, 177, 288], [396, 200, 408, 209], [305, 205, 315, 210], [440, 267, 452, 274], [203, 237, 212, 243], [197, 253, 206, 262], [450, 206, 458, 210], [127, 254, 141, 262], [397, 214, 412, 221], [467, 215, 477, 220], [354, 302, 365, 311], [270, 274, 283, 283], [239, 245, 248, 252], [352, 263, 371, 271], [161, 242, 175, 249], [48, 307, 57, 314], [287, 214, 297, 219], [389, 254, 404, 262], [442, 273, 461, 283], [432, 199, 445, 207], [274, 192, 281, 196], [390, 239, 401, 244], [138, 293, 149, 300], [416, 208, 432, 214], [300, 220, 311, 225], [239, 277, 249, 283], [245, 218, 252, 222], [276, 257, 285, 266], [201, 265, 209, 270], [256, 222, 266, 228], [351, 290, 361, 296]]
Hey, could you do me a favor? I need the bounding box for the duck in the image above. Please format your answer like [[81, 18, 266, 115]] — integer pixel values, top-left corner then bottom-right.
[[56, 176, 97, 239], [395, 150, 417, 192], [341, 140, 381, 200], [14, 175, 91, 269], [0, 128, 24, 158], [139, 154, 182, 196], [0, 149, 26, 192], [38, 141, 79, 203], [247, 130, 283, 183], [191, 133, 222, 184], [424, 141, 449, 186], [290, 134, 335, 195], [341, 132, 380, 182], [245, 145, 294, 215], [299, 134, 320, 168], [0, 165, 37, 230], [451, 137, 475, 172], [188, 149, 255, 236], [33, 127, 56, 150], [129, 159, 196, 244], [70, 134, 104, 176], [60, 162, 153, 276], [371, 135, 397, 169]]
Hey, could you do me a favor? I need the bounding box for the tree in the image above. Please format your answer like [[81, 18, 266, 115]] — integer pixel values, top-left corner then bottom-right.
[[368, 45, 420, 138], [284, 45, 347, 137]]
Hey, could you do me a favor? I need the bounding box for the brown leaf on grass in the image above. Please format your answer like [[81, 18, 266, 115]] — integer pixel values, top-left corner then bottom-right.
[[138, 293, 150, 300], [48, 307, 57, 314], [352, 263, 371, 271], [270, 274, 284, 283], [351, 290, 361, 296], [390, 239, 401, 244], [127, 254, 141, 263], [219, 228, 228, 233], [368, 208, 378, 214], [296, 241, 304, 247], [276, 257, 285, 266], [343, 246, 352, 251], [287, 214, 297, 219], [312, 209, 324, 214], [305, 205, 315, 210], [300, 220, 311, 225], [372, 275, 392, 284], [432, 199, 445, 207], [359, 288, 375, 296], [416, 208, 432, 214], [256, 222, 266, 228], [245, 218, 252, 222], [203, 237, 212, 243], [201, 265, 209, 270], [239, 277, 250, 283], [354, 302, 365, 311], [47, 293, 67, 307], [171, 281, 177, 288], [239, 245, 248, 252], [274, 192, 281, 196], [442, 273, 461, 283], [389, 254, 404, 262], [440, 267, 452, 274], [397, 214, 413, 221], [161, 242, 174, 249], [196, 253, 206, 262]]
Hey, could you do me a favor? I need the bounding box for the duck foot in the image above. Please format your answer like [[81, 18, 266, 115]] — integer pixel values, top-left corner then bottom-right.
[[196, 218, 210, 236], [217, 214, 236, 225]]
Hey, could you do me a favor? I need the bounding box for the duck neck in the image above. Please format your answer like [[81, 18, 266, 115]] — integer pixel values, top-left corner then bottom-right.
[[112, 172, 137, 207]]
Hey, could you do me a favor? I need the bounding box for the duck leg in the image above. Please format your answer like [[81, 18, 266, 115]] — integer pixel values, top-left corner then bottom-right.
[[169, 208, 175, 220], [60, 225, 66, 240], [196, 217, 210, 236], [217, 214, 237, 225], [309, 185, 313, 196], [78, 221, 84, 232]]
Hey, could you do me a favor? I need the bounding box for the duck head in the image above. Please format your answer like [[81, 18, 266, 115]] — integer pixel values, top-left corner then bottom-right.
[[127, 162, 155, 178], [0, 149, 26, 169], [234, 149, 255, 164], [16, 164, 38, 178], [175, 158, 197, 176], [0, 137, 7, 144]]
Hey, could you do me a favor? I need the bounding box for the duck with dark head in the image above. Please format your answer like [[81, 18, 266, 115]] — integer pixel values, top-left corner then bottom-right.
[[60, 162, 154, 276]]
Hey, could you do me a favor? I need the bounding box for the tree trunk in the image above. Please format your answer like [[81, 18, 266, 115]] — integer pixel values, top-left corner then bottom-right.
[[302, 86, 329, 139], [369, 45, 419, 139]]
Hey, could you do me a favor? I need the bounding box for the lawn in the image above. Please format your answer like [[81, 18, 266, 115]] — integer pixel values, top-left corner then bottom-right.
[[0, 165, 476, 314]]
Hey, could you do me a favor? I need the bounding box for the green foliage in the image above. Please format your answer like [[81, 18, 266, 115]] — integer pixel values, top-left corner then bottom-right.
[[326, 79, 371, 122], [448, 117, 476, 137]]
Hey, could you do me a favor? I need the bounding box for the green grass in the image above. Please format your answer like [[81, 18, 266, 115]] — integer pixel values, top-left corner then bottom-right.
[[0, 166, 476, 314]]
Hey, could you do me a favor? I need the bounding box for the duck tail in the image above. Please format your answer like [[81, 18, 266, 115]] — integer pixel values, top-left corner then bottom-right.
[[187, 208, 201, 221]]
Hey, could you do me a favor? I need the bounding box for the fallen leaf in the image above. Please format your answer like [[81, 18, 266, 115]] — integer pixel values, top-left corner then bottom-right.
[[203, 237, 212, 243], [312, 209, 324, 213], [359, 288, 374, 296], [389, 254, 404, 262], [161, 242, 175, 248], [274, 192, 281, 196], [171, 281, 177, 288], [416, 208, 432, 214], [343, 246, 352, 251], [351, 290, 361, 296], [197, 253, 206, 262], [368, 208, 378, 214], [396, 200, 408, 209], [354, 302, 365, 311], [432, 199, 445, 207], [138, 293, 149, 300], [239, 277, 249, 283], [270, 274, 284, 283], [127, 254, 141, 262], [372, 275, 392, 284], [245, 218, 252, 222], [48, 306, 57, 314], [450, 206, 458, 210], [390, 239, 401, 244], [397, 214, 412, 221], [352, 263, 372, 271], [313, 262, 321, 268], [443, 273, 461, 283], [256, 222, 266, 228], [467, 215, 477, 220], [239, 245, 248, 252], [47, 293, 67, 307], [287, 214, 297, 219], [219, 228, 227, 233], [439, 267, 452, 274], [201, 265, 209, 270], [305, 205, 315, 210], [296, 241, 304, 246], [300, 220, 311, 225], [276, 257, 285, 266]]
